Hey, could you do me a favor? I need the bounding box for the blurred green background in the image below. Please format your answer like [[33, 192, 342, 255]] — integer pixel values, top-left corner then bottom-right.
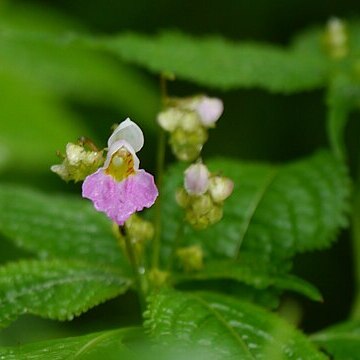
[[0, 0, 358, 345]]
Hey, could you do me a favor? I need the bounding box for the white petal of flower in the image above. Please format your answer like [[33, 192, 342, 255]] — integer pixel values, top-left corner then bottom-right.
[[105, 139, 140, 170], [108, 118, 144, 152]]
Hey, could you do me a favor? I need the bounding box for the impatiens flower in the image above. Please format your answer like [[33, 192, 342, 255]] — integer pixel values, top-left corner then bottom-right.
[[82, 118, 158, 225]]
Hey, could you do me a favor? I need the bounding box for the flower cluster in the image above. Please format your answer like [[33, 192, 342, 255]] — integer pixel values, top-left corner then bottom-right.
[[176, 163, 233, 229], [51, 142, 104, 183], [157, 95, 223, 161]]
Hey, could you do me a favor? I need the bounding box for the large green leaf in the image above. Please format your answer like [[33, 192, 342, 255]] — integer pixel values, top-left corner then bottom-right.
[[0, 24, 329, 93], [0, 185, 128, 269], [173, 258, 322, 301], [0, 327, 141, 359], [145, 290, 327, 359], [98, 32, 329, 93], [311, 321, 360, 360], [160, 151, 350, 266], [0, 259, 131, 329]]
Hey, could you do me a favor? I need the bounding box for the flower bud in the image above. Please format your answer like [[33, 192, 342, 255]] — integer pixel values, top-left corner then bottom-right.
[[177, 245, 204, 272], [175, 188, 190, 207], [208, 176, 234, 203], [125, 214, 154, 243], [193, 96, 224, 127], [148, 268, 170, 289], [192, 194, 213, 215], [184, 163, 210, 195], [157, 108, 182, 132], [170, 127, 207, 161], [51, 143, 104, 182], [324, 17, 348, 59], [180, 111, 201, 132]]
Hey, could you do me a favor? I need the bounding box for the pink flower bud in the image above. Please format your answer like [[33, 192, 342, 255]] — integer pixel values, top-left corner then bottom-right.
[[184, 163, 210, 195], [194, 96, 223, 127]]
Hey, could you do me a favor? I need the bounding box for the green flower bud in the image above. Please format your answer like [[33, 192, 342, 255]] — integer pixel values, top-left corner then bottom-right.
[[175, 188, 190, 208], [148, 268, 170, 289], [208, 176, 234, 203], [324, 17, 348, 59], [51, 143, 104, 182], [170, 126, 208, 162], [177, 245, 204, 272]]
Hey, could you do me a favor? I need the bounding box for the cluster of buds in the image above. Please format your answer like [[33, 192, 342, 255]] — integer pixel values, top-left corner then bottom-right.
[[323, 17, 348, 59], [176, 163, 233, 230], [51, 140, 104, 182], [157, 95, 223, 161]]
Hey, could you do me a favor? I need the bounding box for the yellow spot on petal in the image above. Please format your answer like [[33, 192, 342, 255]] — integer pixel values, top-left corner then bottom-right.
[[105, 148, 135, 181]]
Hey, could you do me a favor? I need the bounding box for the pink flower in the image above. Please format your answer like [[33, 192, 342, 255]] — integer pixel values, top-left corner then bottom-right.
[[82, 118, 158, 225]]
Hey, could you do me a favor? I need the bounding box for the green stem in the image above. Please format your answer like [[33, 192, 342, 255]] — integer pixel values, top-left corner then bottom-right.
[[152, 75, 168, 270], [123, 231, 146, 312], [351, 182, 360, 320]]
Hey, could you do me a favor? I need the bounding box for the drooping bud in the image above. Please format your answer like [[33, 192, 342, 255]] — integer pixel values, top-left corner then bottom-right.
[[51, 143, 104, 182], [324, 17, 348, 59], [208, 176, 234, 203], [177, 245, 204, 272], [184, 163, 210, 195]]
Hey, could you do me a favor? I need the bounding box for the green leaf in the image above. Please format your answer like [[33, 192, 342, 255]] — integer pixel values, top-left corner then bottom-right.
[[0, 259, 131, 329], [99, 32, 328, 93], [0, 327, 141, 359], [311, 321, 360, 360], [0, 26, 329, 93], [161, 151, 350, 265], [145, 290, 327, 359], [0, 185, 128, 269], [173, 257, 322, 301]]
